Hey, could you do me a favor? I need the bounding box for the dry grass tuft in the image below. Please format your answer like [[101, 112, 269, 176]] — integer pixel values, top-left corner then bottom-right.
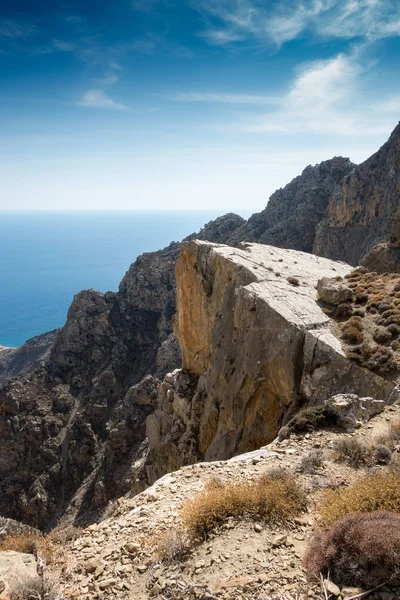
[[318, 472, 400, 528], [304, 511, 400, 588], [332, 437, 372, 468], [181, 474, 306, 540], [155, 529, 190, 563], [0, 532, 58, 565], [299, 450, 324, 474]]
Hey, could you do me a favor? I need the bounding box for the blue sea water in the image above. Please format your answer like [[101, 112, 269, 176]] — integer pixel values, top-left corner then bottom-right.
[[0, 211, 247, 348]]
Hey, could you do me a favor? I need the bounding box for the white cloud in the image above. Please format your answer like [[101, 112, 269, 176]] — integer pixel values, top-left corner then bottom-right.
[[160, 91, 279, 104], [52, 39, 76, 52], [197, 0, 400, 47], [198, 52, 396, 136], [77, 89, 127, 110], [92, 63, 122, 85]]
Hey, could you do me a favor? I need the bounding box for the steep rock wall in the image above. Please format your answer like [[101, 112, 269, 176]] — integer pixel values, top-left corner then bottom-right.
[[314, 123, 400, 265], [146, 241, 395, 481]]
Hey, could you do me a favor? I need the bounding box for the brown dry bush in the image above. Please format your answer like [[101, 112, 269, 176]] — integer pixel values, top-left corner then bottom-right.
[[341, 325, 363, 344], [335, 303, 353, 319], [373, 326, 392, 344], [287, 276, 300, 286], [373, 444, 392, 464], [181, 475, 306, 540], [332, 437, 372, 468], [0, 533, 57, 565], [11, 575, 65, 600], [318, 472, 400, 528], [155, 529, 190, 563], [299, 450, 324, 474], [304, 511, 400, 588]]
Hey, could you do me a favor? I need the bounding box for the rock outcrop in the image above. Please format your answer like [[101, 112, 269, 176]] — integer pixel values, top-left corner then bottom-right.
[[0, 330, 58, 385], [227, 157, 354, 252], [145, 241, 395, 482], [314, 123, 400, 265]]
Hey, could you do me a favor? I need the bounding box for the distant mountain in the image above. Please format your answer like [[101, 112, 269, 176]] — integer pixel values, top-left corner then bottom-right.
[[228, 156, 354, 252]]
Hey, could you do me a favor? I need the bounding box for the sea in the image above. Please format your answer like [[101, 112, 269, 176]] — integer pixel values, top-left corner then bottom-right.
[[0, 211, 248, 348]]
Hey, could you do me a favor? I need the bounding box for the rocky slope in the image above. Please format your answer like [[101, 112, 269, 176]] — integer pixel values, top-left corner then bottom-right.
[[0, 330, 58, 385], [52, 401, 400, 600], [314, 123, 400, 265], [227, 157, 354, 252]]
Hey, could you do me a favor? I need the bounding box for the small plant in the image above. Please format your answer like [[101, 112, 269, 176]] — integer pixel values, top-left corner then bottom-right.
[[181, 474, 306, 540], [355, 291, 368, 304], [287, 402, 339, 433], [335, 303, 353, 319], [373, 326, 392, 344], [332, 437, 371, 468], [318, 472, 400, 528], [304, 511, 400, 588], [299, 450, 324, 474], [287, 277, 300, 286], [373, 444, 392, 464], [341, 325, 363, 344], [156, 529, 190, 563]]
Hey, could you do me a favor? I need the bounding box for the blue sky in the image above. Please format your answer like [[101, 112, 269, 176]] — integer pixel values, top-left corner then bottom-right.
[[0, 0, 399, 211]]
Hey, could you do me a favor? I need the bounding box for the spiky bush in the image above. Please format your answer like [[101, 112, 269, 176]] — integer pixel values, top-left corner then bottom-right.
[[304, 511, 400, 588]]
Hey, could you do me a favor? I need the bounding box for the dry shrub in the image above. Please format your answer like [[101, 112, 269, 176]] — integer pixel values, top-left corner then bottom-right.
[[387, 323, 400, 336], [304, 511, 400, 588], [287, 402, 339, 433], [353, 308, 365, 317], [332, 437, 371, 468], [287, 277, 300, 286], [0, 533, 57, 565], [318, 472, 400, 528], [299, 450, 324, 474], [335, 303, 353, 319], [181, 475, 306, 540], [373, 326, 392, 344], [341, 325, 363, 344], [11, 575, 65, 600], [394, 282, 400, 292], [355, 292, 368, 304], [373, 444, 392, 464], [156, 529, 190, 563]]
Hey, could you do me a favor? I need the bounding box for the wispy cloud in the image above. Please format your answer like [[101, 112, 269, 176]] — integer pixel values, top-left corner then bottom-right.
[[92, 62, 122, 85], [197, 0, 400, 48], [0, 20, 36, 39], [160, 91, 279, 104], [77, 89, 127, 110], [52, 39, 76, 52], [235, 52, 396, 136]]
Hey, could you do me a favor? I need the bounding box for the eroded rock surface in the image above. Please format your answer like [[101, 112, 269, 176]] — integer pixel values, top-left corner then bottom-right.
[[314, 123, 400, 265], [145, 241, 395, 481], [0, 330, 59, 385]]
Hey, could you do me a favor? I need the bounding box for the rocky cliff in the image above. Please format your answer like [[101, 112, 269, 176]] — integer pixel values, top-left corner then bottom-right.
[[145, 241, 396, 482], [0, 214, 245, 528], [314, 123, 400, 265], [227, 157, 354, 252], [0, 330, 59, 385]]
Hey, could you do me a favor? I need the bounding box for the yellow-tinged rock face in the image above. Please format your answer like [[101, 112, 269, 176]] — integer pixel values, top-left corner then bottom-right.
[[146, 240, 396, 480]]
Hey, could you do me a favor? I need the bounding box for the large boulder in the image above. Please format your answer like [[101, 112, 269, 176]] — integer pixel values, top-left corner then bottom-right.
[[328, 394, 386, 429], [316, 277, 354, 305], [0, 551, 40, 600]]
